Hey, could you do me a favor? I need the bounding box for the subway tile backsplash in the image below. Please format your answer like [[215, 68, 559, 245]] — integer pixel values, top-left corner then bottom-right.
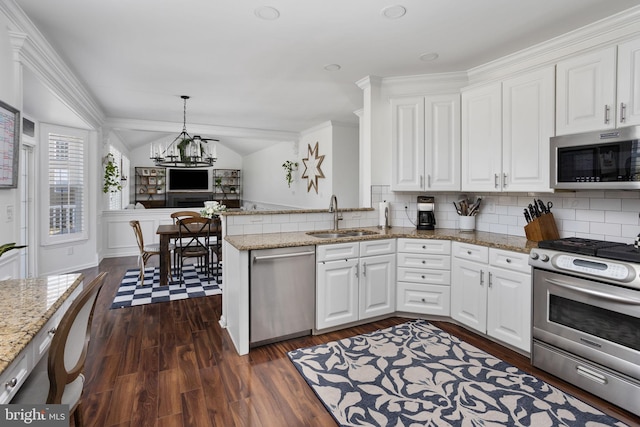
[[372, 185, 640, 244]]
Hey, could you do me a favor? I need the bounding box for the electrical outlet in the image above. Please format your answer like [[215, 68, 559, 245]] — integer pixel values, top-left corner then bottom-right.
[[5, 205, 13, 222], [483, 199, 496, 214]]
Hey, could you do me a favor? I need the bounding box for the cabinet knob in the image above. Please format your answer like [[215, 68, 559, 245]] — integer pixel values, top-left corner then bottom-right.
[[5, 377, 17, 389], [421, 275, 425, 279], [422, 245, 426, 249], [48, 327, 57, 335], [506, 258, 511, 263], [421, 298, 426, 303], [421, 260, 426, 264], [467, 250, 472, 255]]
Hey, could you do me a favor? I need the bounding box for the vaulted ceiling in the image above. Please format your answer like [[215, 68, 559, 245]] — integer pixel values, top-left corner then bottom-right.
[[14, 0, 640, 155]]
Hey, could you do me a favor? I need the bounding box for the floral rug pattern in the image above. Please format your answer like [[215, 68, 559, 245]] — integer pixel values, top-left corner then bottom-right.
[[288, 320, 626, 427]]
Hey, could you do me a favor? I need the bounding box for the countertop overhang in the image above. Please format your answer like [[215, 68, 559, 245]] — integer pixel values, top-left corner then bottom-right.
[[225, 227, 537, 253], [0, 273, 84, 373]]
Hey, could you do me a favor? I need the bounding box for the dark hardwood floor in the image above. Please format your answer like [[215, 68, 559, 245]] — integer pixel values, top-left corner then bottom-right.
[[76, 257, 640, 426]]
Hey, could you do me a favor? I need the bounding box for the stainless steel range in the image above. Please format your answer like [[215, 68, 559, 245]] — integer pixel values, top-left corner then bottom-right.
[[529, 237, 640, 416]]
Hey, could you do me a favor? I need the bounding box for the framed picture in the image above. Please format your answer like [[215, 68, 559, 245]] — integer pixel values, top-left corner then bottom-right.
[[142, 168, 150, 176], [150, 168, 157, 176], [0, 100, 20, 188], [148, 176, 157, 185]]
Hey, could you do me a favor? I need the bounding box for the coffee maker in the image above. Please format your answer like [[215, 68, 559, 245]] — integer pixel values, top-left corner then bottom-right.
[[417, 196, 436, 230]]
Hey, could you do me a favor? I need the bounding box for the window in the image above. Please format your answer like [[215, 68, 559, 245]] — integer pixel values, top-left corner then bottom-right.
[[42, 124, 88, 244]]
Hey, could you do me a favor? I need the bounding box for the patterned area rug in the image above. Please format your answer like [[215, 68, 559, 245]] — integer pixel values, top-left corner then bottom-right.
[[110, 264, 221, 309], [288, 320, 626, 427]]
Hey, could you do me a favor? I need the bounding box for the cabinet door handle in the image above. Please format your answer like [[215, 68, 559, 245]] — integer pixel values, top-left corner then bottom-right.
[[362, 262, 367, 276], [427, 174, 431, 188], [488, 271, 493, 288], [480, 270, 484, 285], [604, 105, 611, 124], [494, 174, 499, 189], [503, 173, 507, 188], [420, 175, 424, 188], [620, 103, 627, 123], [355, 264, 359, 278]]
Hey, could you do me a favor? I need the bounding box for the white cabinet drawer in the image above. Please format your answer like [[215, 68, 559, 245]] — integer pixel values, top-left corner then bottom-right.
[[360, 239, 396, 257], [32, 313, 61, 366], [489, 248, 531, 274], [397, 283, 450, 316], [317, 242, 359, 262], [397, 253, 450, 270], [452, 242, 488, 263], [397, 239, 450, 255], [0, 351, 28, 404], [397, 267, 450, 286]]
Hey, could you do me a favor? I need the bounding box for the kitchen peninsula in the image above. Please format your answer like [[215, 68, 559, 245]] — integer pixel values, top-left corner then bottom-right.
[[222, 224, 536, 355]]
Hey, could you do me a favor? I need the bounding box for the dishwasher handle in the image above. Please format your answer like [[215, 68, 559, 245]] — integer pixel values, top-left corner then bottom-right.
[[253, 251, 315, 263]]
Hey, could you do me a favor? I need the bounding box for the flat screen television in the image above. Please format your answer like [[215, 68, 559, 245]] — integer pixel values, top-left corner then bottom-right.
[[167, 168, 212, 192]]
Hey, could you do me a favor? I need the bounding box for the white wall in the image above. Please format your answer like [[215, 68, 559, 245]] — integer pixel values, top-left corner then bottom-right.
[[243, 140, 300, 209]]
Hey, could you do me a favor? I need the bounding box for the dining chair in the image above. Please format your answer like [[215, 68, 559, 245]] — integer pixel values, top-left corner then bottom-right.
[[170, 210, 201, 267], [175, 216, 213, 284], [130, 220, 171, 285], [11, 272, 108, 427]]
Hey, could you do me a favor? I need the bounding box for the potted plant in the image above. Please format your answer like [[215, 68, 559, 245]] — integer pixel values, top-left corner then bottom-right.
[[0, 242, 26, 257], [103, 153, 122, 193], [282, 160, 298, 187]]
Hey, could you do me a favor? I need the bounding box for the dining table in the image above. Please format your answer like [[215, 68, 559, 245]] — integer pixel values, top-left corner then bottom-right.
[[156, 219, 222, 287]]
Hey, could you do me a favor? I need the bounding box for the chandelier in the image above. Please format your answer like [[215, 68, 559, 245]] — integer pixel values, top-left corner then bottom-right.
[[150, 95, 218, 167]]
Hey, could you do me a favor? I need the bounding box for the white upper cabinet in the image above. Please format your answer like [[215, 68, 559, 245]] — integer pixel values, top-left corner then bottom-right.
[[391, 97, 425, 191], [556, 47, 617, 135], [462, 67, 554, 192], [391, 94, 460, 192], [461, 82, 503, 192], [502, 67, 555, 192], [555, 37, 640, 134], [617, 38, 640, 127]]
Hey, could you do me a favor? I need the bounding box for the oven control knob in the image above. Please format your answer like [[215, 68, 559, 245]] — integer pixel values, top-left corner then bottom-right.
[[530, 252, 539, 260], [540, 254, 550, 262]]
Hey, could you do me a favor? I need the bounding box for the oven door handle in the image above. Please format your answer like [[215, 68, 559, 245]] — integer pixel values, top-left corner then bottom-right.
[[546, 278, 640, 305]]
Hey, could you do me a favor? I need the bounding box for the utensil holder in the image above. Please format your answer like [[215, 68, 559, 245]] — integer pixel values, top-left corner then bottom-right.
[[524, 213, 559, 242], [459, 215, 476, 232]]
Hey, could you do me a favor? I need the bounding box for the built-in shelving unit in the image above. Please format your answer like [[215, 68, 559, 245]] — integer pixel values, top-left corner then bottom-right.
[[134, 167, 167, 208], [213, 169, 241, 208]]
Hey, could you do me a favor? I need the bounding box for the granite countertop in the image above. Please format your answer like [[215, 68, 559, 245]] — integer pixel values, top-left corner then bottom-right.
[[0, 273, 84, 374], [225, 226, 537, 253]]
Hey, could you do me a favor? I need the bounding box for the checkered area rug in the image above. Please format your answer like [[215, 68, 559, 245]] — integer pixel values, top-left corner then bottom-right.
[[110, 264, 222, 309]]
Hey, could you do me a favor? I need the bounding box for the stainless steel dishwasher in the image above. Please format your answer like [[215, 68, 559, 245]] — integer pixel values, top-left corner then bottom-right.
[[250, 245, 316, 347]]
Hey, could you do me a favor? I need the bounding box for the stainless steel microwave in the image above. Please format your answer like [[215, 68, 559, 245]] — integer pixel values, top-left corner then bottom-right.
[[551, 125, 640, 190]]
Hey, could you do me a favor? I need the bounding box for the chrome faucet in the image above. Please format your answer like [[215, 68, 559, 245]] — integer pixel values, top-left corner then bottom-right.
[[329, 194, 340, 230]]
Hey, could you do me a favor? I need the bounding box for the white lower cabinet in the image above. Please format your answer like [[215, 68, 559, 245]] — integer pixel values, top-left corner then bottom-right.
[[396, 239, 451, 316], [451, 242, 531, 352], [316, 240, 396, 330]]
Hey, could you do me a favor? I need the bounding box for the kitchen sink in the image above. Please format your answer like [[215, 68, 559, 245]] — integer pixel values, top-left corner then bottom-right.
[[307, 230, 379, 239]]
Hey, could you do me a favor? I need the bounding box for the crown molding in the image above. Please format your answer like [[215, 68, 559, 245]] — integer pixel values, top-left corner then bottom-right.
[[1, 0, 105, 129], [467, 5, 640, 85]]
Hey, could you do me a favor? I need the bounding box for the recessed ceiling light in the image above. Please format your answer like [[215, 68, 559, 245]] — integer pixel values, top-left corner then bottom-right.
[[255, 6, 280, 20], [324, 64, 341, 71], [381, 5, 407, 19], [419, 52, 439, 62]]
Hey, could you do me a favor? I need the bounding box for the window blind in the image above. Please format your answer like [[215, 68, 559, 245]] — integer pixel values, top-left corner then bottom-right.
[[48, 132, 84, 236]]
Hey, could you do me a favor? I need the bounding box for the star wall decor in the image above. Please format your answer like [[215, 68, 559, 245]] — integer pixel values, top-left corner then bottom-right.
[[301, 142, 325, 194]]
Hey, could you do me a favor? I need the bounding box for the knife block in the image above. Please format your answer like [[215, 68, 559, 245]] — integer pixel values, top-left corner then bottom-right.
[[524, 213, 559, 242]]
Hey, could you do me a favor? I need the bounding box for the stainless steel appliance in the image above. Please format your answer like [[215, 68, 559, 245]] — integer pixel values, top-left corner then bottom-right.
[[529, 237, 640, 416], [250, 246, 316, 347], [417, 196, 436, 230], [551, 125, 640, 190]]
